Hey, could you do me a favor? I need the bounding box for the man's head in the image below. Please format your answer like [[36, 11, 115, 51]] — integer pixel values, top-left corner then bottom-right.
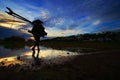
[[32, 20, 43, 25]]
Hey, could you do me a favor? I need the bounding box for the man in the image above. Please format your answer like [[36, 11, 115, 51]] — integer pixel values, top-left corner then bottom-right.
[[5, 7, 47, 56], [28, 20, 47, 56]]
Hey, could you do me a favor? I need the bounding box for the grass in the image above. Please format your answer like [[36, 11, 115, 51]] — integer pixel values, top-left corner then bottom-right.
[[40, 40, 120, 51], [0, 40, 26, 49], [0, 39, 119, 52]]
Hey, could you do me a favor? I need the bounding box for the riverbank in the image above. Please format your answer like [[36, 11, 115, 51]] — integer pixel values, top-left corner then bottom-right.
[[40, 40, 120, 53], [0, 49, 120, 80], [0, 39, 120, 80], [1, 38, 120, 50]]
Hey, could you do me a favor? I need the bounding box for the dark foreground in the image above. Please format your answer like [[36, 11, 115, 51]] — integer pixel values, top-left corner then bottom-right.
[[0, 50, 120, 80]]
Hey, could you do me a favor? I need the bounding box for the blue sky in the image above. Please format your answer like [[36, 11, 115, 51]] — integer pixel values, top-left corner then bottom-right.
[[0, 0, 120, 37]]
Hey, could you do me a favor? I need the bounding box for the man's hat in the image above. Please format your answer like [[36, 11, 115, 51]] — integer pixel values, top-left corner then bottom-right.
[[32, 19, 43, 24]]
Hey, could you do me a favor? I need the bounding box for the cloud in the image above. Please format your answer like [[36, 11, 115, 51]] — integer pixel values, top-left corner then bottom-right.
[[0, 12, 26, 29], [46, 27, 82, 37], [93, 20, 101, 25], [0, 0, 120, 37], [39, 8, 50, 20], [0, 26, 31, 39], [44, 16, 65, 28]]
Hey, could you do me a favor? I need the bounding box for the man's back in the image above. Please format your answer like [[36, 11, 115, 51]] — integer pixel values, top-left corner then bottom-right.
[[32, 24, 45, 35]]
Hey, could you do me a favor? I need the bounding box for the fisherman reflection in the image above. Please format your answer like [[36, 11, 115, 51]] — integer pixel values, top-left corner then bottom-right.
[[32, 52, 41, 66]]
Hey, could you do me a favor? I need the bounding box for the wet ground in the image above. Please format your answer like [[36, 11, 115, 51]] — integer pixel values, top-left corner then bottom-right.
[[0, 46, 79, 70], [0, 45, 120, 80]]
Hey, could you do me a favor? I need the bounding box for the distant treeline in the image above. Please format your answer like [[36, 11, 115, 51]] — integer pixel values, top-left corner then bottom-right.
[[0, 31, 120, 42], [4, 36, 25, 42], [51, 31, 120, 41], [0, 32, 120, 50]]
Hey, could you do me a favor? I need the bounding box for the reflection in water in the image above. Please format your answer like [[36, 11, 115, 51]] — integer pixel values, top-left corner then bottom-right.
[[0, 46, 79, 69], [32, 54, 41, 66], [0, 46, 30, 58], [0, 56, 23, 66]]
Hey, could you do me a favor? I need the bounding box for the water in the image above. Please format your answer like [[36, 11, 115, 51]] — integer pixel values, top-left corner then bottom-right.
[[0, 46, 79, 67]]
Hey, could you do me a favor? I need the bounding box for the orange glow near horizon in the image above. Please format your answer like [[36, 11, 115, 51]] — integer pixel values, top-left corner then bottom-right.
[[0, 12, 82, 37]]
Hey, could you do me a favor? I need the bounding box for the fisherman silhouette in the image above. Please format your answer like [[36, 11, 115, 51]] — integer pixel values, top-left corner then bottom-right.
[[5, 7, 47, 56], [28, 20, 47, 56]]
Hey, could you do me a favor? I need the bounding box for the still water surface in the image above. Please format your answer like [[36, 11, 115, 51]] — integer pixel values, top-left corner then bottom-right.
[[0, 46, 79, 67]]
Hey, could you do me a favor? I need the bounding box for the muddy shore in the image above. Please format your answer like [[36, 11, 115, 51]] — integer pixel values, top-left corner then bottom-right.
[[0, 49, 120, 80]]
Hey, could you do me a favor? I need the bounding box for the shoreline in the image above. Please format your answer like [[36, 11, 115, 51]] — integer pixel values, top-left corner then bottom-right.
[[0, 49, 120, 80]]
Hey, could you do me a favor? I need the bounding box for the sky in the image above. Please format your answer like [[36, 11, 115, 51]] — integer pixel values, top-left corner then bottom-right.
[[0, 0, 120, 37]]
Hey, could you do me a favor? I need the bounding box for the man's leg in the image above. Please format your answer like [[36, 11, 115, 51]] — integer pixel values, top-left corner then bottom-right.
[[32, 35, 38, 56], [32, 41, 38, 56], [36, 41, 40, 57], [32, 35, 40, 56]]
